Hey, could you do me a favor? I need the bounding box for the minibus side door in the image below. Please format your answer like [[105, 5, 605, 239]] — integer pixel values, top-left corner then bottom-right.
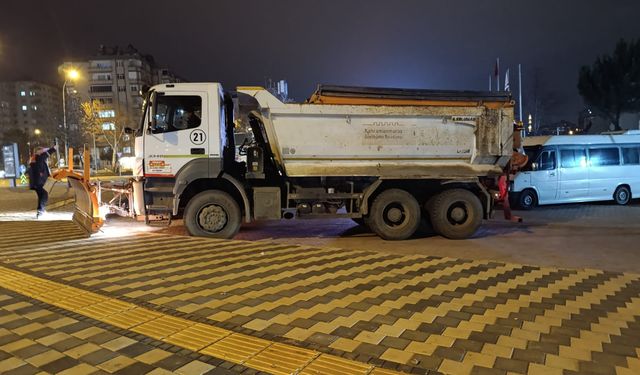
[[530, 149, 559, 203], [558, 148, 589, 201]]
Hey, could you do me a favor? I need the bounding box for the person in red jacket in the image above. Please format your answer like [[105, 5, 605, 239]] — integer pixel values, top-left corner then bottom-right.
[[28, 146, 56, 218]]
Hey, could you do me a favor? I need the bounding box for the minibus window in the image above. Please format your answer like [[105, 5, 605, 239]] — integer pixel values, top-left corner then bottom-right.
[[538, 151, 556, 170], [560, 149, 587, 168], [523, 146, 541, 171], [622, 147, 640, 165], [589, 148, 620, 166]]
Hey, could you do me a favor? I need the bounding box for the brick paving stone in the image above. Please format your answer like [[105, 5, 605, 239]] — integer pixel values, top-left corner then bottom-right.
[[50, 337, 85, 352], [493, 357, 529, 374], [113, 361, 157, 375], [78, 348, 120, 365], [3, 223, 640, 375], [117, 342, 154, 357], [154, 354, 194, 371], [39, 356, 80, 373], [4, 363, 41, 375]]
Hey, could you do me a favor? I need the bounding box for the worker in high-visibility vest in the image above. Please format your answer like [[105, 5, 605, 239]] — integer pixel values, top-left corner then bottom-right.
[[28, 146, 56, 218]]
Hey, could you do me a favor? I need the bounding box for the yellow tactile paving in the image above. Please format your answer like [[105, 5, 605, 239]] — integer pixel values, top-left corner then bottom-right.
[[299, 353, 373, 375], [133, 314, 194, 339], [0, 265, 404, 374], [244, 342, 319, 375]]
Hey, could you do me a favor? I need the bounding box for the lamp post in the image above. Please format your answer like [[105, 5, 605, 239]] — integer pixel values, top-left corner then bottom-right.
[[62, 68, 79, 167]]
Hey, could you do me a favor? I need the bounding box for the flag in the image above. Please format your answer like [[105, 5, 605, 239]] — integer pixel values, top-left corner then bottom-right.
[[504, 68, 510, 91]]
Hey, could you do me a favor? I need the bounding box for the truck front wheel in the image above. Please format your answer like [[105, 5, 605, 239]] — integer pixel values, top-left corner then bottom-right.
[[184, 190, 241, 239], [367, 189, 420, 240], [429, 189, 482, 240]]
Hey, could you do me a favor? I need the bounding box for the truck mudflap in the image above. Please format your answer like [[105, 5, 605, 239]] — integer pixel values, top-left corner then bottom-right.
[[51, 148, 104, 234]]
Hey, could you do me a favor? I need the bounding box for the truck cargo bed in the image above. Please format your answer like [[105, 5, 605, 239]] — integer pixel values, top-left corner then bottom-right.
[[238, 86, 514, 178]]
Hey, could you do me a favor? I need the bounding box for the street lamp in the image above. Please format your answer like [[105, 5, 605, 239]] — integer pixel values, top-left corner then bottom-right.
[[62, 68, 80, 167], [33, 128, 42, 147]]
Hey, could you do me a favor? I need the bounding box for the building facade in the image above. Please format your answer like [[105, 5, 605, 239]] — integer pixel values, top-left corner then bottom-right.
[[61, 45, 183, 168], [0, 81, 62, 136], [0, 81, 62, 163]]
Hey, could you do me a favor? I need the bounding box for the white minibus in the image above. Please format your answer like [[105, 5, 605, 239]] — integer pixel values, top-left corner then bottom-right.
[[511, 131, 640, 209]]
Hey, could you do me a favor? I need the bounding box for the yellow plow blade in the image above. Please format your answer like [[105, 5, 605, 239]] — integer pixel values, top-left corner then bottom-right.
[[51, 148, 104, 234]]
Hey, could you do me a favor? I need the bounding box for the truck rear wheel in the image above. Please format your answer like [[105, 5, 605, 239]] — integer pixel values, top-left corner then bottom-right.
[[184, 190, 241, 239], [429, 189, 482, 240], [368, 189, 420, 240]]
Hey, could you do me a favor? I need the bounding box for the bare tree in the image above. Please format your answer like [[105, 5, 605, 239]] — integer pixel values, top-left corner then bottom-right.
[[527, 69, 565, 134], [80, 100, 133, 171]]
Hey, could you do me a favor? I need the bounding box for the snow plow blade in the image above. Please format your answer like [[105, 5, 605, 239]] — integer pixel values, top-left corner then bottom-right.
[[67, 176, 103, 234], [51, 148, 103, 234]]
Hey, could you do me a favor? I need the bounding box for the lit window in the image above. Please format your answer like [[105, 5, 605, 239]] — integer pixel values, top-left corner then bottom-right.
[[98, 110, 115, 118], [21, 105, 27, 111], [102, 122, 115, 130], [29, 91, 35, 96], [20, 91, 26, 96], [32, 105, 38, 111]]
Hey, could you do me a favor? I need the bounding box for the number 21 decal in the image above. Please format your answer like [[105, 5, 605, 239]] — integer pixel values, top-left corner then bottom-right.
[[190, 129, 206, 145]]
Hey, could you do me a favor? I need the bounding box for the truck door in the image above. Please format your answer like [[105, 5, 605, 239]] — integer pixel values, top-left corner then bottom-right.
[[144, 92, 208, 177], [530, 149, 558, 203]]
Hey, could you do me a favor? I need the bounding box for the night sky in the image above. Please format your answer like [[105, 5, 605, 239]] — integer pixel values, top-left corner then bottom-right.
[[1, 0, 639, 123]]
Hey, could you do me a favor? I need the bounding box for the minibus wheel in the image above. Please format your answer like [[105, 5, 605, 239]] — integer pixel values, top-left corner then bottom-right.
[[518, 189, 537, 210], [614, 186, 631, 205]]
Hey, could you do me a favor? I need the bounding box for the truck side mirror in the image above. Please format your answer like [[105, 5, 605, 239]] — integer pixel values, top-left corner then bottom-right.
[[124, 127, 134, 134], [531, 162, 538, 171]]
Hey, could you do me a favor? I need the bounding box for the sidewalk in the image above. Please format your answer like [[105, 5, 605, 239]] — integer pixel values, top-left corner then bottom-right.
[[0, 182, 74, 218]]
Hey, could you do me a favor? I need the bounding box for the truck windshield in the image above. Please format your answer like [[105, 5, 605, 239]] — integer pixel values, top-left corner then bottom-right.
[[136, 91, 151, 137]]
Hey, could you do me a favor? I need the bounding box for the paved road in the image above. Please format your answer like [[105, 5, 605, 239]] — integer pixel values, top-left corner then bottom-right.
[[1, 220, 640, 375], [159, 202, 640, 274], [1, 187, 640, 373]]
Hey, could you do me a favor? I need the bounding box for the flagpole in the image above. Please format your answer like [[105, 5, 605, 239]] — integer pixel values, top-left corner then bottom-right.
[[496, 58, 500, 91], [518, 64, 523, 122]]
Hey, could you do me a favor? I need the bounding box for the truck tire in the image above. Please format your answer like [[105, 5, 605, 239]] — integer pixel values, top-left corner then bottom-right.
[[368, 189, 420, 240], [429, 189, 482, 240], [184, 190, 241, 239], [518, 189, 537, 210], [614, 185, 631, 205]]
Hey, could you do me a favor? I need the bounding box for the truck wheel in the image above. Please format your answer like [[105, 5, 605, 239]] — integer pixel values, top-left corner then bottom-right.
[[429, 189, 482, 240], [518, 189, 537, 210], [184, 190, 241, 239], [368, 189, 420, 240], [614, 185, 631, 205]]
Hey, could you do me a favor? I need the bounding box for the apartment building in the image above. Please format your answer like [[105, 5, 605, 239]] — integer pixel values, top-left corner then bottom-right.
[[61, 45, 183, 163], [0, 81, 62, 141]]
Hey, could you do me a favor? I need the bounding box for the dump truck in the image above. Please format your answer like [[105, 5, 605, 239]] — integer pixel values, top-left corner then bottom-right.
[[64, 83, 516, 240]]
